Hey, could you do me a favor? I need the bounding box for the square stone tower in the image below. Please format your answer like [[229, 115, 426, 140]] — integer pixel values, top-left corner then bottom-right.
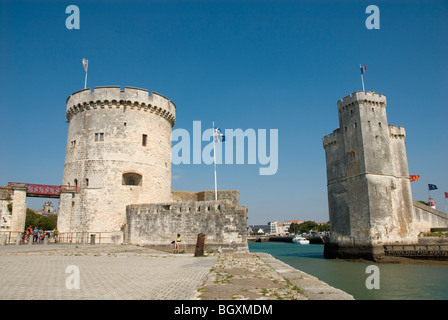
[[322, 91, 416, 260]]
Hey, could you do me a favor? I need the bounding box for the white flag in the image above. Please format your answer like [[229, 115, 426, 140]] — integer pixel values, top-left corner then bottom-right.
[[82, 58, 88, 72], [213, 127, 225, 143]]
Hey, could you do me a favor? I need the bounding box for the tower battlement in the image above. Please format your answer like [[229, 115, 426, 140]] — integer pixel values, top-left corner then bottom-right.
[[337, 91, 387, 112], [66, 86, 176, 126], [322, 129, 340, 149], [389, 125, 406, 139]]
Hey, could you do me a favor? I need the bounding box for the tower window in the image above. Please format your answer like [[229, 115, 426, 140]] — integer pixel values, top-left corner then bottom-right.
[[95, 133, 104, 142], [378, 122, 382, 128], [122, 172, 142, 186], [142, 134, 147, 147]]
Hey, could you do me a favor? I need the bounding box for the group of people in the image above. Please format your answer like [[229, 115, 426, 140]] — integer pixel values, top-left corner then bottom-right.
[[24, 226, 58, 243]]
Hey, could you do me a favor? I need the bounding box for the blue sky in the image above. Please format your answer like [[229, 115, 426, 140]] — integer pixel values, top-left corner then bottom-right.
[[1, 0, 447, 225]]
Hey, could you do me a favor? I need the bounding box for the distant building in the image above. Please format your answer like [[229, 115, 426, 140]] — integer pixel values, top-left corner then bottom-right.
[[427, 197, 436, 209], [283, 220, 302, 233], [247, 224, 270, 235], [42, 200, 55, 216], [35, 200, 57, 216]]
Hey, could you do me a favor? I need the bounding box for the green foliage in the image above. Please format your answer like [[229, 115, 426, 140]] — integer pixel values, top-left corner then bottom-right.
[[25, 209, 57, 231], [289, 221, 330, 234]]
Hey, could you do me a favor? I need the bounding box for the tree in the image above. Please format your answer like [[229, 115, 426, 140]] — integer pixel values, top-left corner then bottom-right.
[[288, 223, 299, 234], [316, 223, 330, 232], [288, 221, 318, 234], [25, 209, 57, 231]]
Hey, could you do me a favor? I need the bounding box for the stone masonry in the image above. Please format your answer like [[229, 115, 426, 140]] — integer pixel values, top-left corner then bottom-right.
[[126, 190, 248, 252], [58, 86, 248, 249], [322, 91, 448, 260], [58, 87, 175, 239]]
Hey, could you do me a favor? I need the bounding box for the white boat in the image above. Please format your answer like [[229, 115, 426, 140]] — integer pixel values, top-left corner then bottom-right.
[[292, 236, 310, 245]]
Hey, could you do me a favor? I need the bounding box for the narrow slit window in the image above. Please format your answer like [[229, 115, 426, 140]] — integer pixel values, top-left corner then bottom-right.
[[142, 134, 147, 147]]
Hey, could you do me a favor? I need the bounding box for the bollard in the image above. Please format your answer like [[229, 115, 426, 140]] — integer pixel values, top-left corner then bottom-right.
[[194, 233, 205, 257], [28, 234, 33, 245], [90, 234, 95, 245], [1, 234, 6, 246], [16, 234, 22, 245], [44, 234, 49, 245]]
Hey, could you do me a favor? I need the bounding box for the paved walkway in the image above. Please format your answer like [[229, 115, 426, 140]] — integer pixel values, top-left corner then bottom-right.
[[0, 243, 216, 300], [197, 252, 354, 300], [0, 243, 353, 300]]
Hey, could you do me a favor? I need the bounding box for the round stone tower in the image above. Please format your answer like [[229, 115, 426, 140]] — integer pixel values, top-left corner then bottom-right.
[[58, 86, 176, 240]]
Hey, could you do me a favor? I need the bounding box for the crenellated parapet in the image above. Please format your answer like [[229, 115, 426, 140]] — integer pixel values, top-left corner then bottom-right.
[[389, 125, 406, 140], [337, 91, 387, 113], [128, 200, 246, 216], [322, 129, 340, 149], [66, 86, 176, 126]]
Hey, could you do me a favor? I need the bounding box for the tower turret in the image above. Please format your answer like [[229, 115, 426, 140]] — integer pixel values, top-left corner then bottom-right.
[[58, 86, 176, 240]]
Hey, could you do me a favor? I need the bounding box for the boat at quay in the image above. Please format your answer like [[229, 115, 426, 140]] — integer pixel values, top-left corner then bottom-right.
[[248, 233, 327, 244]]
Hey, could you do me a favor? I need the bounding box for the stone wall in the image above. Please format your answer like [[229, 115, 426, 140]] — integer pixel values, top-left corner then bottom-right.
[[412, 200, 448, 232], [0, 187, 12, 230], [125, 195, 248, 252], [171, 190, 239, 205]]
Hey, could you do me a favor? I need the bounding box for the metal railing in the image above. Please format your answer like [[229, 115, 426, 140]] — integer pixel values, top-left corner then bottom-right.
[[57, 232, 122, 244], [0, 231, 21, 244], [0, 231, 122, 245]]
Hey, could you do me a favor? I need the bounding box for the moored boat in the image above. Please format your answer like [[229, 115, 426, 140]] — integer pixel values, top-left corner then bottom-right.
[[292, 236, 310, 245]]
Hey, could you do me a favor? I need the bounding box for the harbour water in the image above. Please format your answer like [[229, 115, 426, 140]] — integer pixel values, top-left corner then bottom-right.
[[249, 242, 448, 300]]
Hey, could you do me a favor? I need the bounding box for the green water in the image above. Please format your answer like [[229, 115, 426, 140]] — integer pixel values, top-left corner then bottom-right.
[[249, 242, 448, 300]]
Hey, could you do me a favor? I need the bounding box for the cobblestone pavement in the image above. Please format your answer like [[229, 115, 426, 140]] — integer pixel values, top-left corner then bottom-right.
[[0, 244, 353, 300], [0, 243, 216, 300]]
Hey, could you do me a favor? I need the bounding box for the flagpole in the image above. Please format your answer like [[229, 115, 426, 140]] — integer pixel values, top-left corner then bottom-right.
[[360, 64, 365, 93], [84, 65, 88, 89], [213, 122, 218, 201]]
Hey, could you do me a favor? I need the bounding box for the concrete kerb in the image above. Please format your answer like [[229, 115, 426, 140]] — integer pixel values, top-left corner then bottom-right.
[[254, 252, 354, 300]]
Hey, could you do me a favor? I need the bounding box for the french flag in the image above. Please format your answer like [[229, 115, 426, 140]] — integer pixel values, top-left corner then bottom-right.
[[360, 65, 367, 74]]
